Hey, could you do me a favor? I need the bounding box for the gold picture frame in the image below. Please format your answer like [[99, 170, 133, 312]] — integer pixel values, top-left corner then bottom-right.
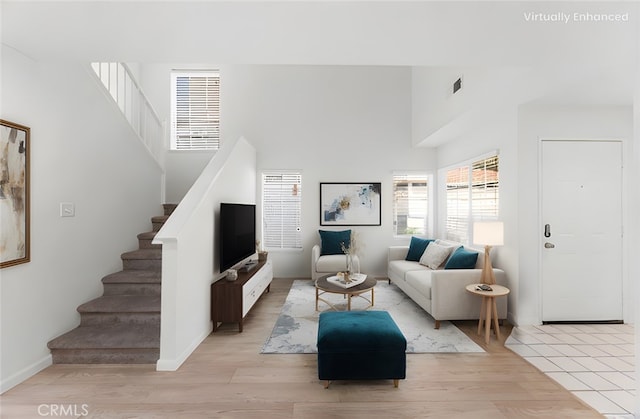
[[1, 119, 30, 268]]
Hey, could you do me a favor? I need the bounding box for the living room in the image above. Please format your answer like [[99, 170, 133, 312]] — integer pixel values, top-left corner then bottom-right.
[[1, 1, 638, 416]]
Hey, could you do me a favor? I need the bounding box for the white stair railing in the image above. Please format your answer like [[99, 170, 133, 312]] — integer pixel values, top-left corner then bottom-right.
[[91, 62, 165, 169]]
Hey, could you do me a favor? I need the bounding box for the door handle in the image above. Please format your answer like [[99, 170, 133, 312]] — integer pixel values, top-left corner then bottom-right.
[[544, 242, 555, 249], [544, 224, 551, 238]]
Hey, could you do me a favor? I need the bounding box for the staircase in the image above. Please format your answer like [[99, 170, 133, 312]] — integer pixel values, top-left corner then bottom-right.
[[47, 204, 176, 364]]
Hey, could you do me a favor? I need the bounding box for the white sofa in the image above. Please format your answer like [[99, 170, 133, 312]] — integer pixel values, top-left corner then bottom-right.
[[387, 239, 507, 329]]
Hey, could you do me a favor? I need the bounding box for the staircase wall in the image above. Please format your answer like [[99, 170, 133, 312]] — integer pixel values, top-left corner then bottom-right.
[[154, 136, 256, 371], [0, 47, 163, 392]]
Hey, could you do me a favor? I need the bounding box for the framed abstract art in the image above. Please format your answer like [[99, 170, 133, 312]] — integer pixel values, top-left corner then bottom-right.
[[1, 119, 30, 268], [320, 182, 381, 226]]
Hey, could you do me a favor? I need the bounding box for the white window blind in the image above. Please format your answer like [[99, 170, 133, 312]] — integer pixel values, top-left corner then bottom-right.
[[471, 155, 499, 220], [171, 71, 220, 150], [393, 173, 429, 236], [262, 172, 302, 250], [446, 166, 470, 243], [445, 154, 499, 244]]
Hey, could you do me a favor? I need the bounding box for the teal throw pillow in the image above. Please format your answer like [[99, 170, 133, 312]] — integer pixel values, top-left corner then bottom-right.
[[319, 230, 351, 256], [444, 246, 479, 270], [405, 236, 434, 261]]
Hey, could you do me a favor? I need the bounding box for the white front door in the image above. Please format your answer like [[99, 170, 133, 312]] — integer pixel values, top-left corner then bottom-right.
[[541, 140, 623, 322]]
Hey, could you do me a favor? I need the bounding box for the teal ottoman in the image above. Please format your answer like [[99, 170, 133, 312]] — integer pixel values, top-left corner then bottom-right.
[[317, 310, 406, 388]]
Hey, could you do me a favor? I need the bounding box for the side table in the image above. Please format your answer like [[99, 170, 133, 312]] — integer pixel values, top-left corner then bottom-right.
[[465, 284, 510, 344]]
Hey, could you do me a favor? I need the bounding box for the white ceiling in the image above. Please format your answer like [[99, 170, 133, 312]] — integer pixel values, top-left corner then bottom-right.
[[2, 1, 638, 105]]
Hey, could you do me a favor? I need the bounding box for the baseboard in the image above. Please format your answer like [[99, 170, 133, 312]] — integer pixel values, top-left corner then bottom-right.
[[155, 325, 212, 371], [0, 354, 52, 394]]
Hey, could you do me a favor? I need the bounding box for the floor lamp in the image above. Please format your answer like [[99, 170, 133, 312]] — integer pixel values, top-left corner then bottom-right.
[[473, 221, 504, 285]]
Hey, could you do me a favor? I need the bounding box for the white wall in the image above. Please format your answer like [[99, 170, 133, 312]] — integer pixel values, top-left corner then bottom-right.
[[634, 47, 640, 418], [140, 65, 437, 267], [220, 65, 436, 278], [154, 136, 255, 371], [411, 66, 568, 147], [433, 106, 520, 324], [164, 151, 215, 203], [141, 62, 637, 331], [0, 47, 163, 392], [517, 105, 634, 325]]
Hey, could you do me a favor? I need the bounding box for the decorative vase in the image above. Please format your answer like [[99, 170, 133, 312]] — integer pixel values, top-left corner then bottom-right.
[[226, 269, 238, 281], [346, 253, 353, 276], [258, 251, 268, 262]]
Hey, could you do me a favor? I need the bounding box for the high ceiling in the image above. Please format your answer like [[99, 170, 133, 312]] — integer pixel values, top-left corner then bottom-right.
[[2, 1, 637, 65], [2, 1, 638, 104]]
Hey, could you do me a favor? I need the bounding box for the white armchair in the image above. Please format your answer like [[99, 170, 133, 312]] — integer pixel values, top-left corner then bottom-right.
[[311, 245, 360, 281]]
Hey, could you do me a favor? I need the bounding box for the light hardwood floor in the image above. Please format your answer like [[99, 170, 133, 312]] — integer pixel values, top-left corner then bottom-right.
[[1, 279, 603, 418]]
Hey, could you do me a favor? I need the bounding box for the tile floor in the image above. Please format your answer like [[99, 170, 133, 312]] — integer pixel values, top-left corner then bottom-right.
[[505, 323, 636, 418]]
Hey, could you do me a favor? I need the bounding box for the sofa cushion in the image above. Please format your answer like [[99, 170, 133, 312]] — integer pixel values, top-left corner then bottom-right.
[[388, 259, 430, 280], [405, 237, 434, 262], [405, 270, 433, 300], [437, 239, 485, 268], [444, 246, 479, 270], [319, 229, 351, 255], [419, 242, 455, 270], [316, 254, 350, 272]]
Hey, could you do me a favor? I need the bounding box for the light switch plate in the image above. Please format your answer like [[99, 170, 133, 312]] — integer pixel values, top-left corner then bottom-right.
[[60, 202, 75, 217]]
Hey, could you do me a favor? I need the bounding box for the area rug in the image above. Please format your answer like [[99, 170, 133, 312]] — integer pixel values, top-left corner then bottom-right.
[[261, 280, 484, 354]]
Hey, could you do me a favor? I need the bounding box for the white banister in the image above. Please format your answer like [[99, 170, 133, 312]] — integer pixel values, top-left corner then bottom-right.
[[90, 62, 165, 169]]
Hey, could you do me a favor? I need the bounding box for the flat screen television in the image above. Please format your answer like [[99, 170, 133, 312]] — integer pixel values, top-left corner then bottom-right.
[[219, 203, 256, 272]]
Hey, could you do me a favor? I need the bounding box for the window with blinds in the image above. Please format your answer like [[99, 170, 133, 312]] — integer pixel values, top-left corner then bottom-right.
[[445, 154, 499, 243], [171, 71, 220, 150], [445, 166, 470, 243], [393, 173, 429, 236], [262, 172, 302, 250]]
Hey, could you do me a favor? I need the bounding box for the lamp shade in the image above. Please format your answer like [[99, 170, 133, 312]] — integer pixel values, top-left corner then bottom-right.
[[473, 221, 504, 246]]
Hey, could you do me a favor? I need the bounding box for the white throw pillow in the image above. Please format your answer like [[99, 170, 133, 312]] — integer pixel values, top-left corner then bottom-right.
[[419, 242, 455, 270]]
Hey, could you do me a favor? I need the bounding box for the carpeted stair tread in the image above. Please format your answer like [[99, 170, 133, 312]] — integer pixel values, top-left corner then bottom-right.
[[152, 215, 169, 224], [48, 324, 159, 350], [163, 203, 178, 215], [47, 204, 174, 364], [102, 270, 160, 285], [78, 295, 160, 313], [137, 231, 158, 241], [121, 249, 162, 260]]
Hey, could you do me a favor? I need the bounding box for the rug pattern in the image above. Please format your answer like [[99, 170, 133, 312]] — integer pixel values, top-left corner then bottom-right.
[[261, 280, 484, 354]]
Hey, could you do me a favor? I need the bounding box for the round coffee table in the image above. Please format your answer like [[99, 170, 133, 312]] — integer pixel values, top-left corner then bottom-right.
[[315, 274, 377, 311]]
